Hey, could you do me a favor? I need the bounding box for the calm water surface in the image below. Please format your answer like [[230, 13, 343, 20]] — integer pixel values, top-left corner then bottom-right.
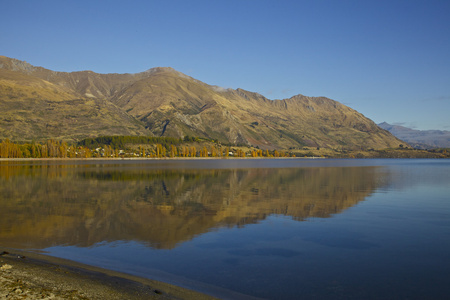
[[1, 159, 449, 299]]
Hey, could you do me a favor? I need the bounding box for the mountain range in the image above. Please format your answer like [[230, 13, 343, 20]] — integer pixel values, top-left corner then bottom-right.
[[378, 122, 450, 149], [0, 55, 404, 150]]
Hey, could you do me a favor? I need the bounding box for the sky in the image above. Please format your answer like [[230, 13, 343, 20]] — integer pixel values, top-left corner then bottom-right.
[[1, 0, 449, 130]]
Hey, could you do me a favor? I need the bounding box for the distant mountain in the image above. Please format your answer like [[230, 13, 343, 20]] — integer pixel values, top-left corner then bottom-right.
[[378, 122, 450, 149], [0, 55, 404, 149]]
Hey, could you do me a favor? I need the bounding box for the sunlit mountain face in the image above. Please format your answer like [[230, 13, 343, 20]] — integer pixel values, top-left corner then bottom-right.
[[0, 55, 403, 149]]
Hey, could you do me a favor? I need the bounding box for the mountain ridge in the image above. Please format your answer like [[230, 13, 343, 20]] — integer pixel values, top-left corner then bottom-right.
[[0, 55, 404, 149], [378, 122, 450, 149]]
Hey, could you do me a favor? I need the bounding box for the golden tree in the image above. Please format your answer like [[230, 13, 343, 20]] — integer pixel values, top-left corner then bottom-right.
[[170, 145, 177, 157], [202, 146, 208, 157]]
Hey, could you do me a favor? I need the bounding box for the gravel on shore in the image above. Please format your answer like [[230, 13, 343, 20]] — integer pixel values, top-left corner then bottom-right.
[[0, 250, 217, 300]]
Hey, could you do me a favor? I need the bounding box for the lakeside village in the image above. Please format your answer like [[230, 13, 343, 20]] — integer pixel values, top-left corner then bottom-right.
[[1, 136, 449, 159]]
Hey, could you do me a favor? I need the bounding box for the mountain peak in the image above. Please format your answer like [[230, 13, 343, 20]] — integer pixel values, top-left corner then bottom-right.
[[0, 56, 37, 73], [140, 67, 195, 81], [143, 67, 180, 75], [0, 55, 404, 149]]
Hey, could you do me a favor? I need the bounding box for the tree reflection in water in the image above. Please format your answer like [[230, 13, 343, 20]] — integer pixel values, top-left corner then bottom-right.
[[0, 161, 384, 249]]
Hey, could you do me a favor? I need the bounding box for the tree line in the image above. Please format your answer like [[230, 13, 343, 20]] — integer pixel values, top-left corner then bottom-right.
[[0, 136, 296, 159], [0, 139, 91, 158], [4, 136, 448, 159]]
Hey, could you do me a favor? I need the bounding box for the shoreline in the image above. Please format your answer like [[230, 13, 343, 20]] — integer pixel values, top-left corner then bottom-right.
[[0, 156, 321, 161], [0, 248, 218, 299]]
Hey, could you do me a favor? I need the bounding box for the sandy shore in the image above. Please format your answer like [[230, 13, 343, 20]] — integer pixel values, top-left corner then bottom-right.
[[0, 249, 217, 300]]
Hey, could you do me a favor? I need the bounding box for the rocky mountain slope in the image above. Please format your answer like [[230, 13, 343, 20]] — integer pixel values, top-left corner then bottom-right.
[[378, 122, 450, 149], [0, 58, 150, 141], [0, 56, 403, 149]]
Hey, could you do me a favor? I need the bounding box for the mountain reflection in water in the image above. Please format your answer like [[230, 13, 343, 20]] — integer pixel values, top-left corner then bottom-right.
[[0, 161, 383, 250]]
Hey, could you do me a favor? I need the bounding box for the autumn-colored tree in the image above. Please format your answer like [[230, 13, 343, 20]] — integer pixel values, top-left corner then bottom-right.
[[0, 139, 21, 158], [0, 139, 10, 158], [59, 141, 68, 158], [30, 141, 37, 158], [46, 140, 58, 157], [40, 144, 48, 158], [3, 141, 22, 158], [156, 144, 163, 158], [210, 145, 218, 157], [201, 146, 208, 157], [170, 145, 177, 157]]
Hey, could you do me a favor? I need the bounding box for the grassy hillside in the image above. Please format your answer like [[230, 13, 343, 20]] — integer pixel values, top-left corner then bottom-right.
[[0, 56, 405, 149], [0, 68, 150, 142]]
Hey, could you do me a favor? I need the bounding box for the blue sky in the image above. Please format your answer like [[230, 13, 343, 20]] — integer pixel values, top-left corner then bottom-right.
[[1, 0, 449, 130]]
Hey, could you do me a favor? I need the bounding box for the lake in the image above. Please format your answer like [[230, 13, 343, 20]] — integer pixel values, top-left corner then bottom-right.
[[1, 158, 450, 299]]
